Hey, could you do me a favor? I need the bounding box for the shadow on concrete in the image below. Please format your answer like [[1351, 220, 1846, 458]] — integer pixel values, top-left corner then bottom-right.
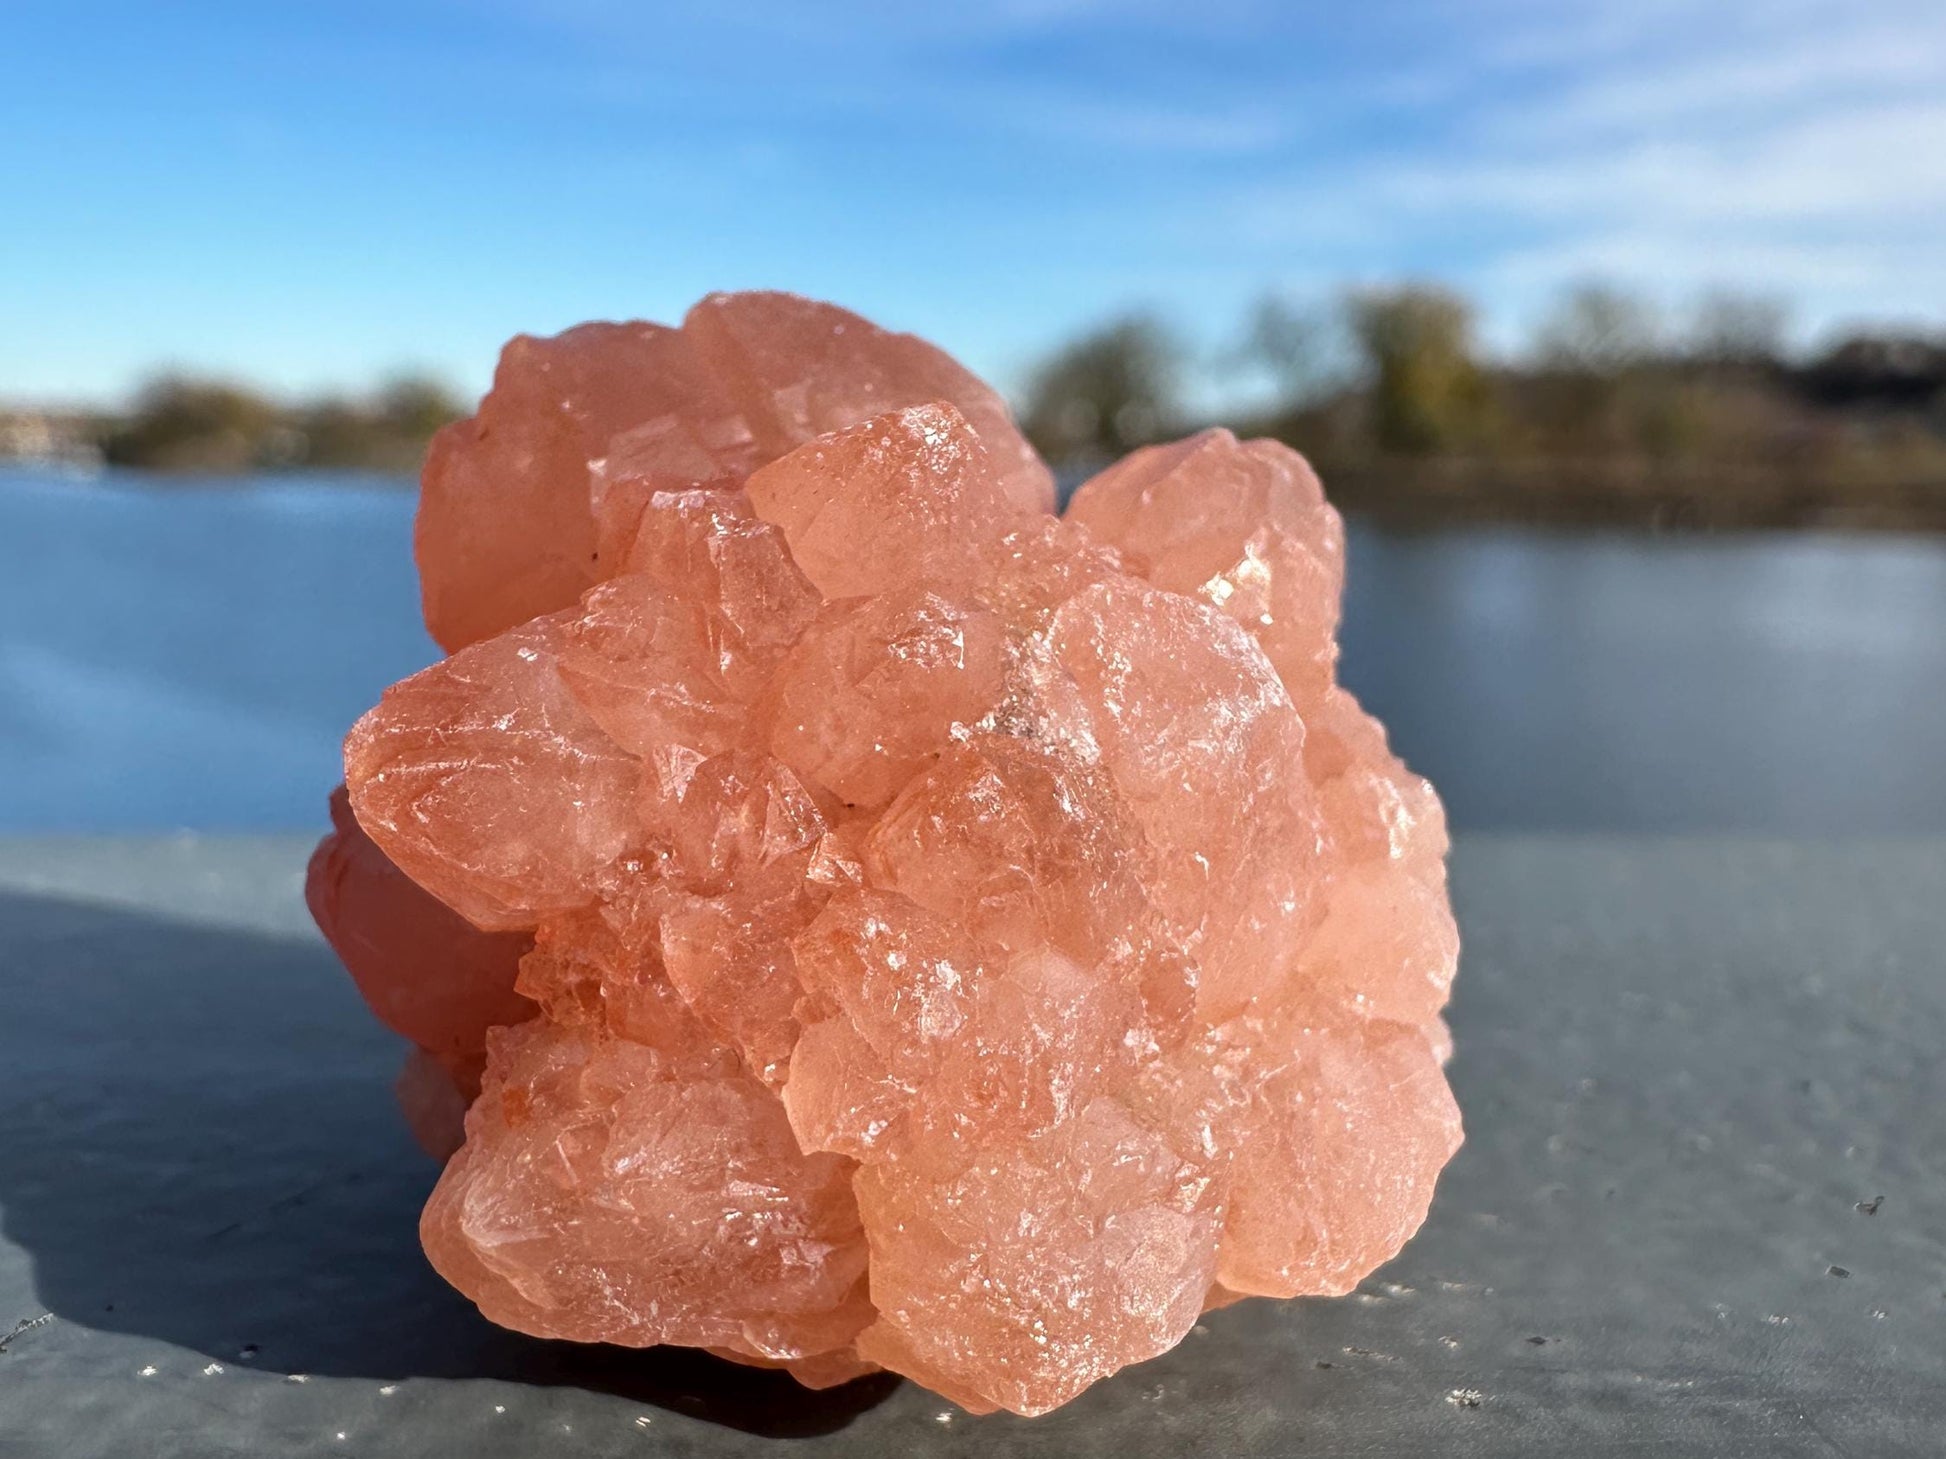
[[0, 888, 897, 1437]]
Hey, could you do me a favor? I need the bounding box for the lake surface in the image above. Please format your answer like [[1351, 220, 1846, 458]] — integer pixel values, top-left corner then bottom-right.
[[4, 465, 1943, 832]]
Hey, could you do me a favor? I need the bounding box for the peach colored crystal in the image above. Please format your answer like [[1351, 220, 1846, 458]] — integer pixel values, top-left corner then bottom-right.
[[310, 291, 1461, 1417]]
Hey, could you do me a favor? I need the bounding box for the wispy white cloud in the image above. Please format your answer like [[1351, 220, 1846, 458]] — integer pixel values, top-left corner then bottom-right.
[[1227, 0, 1946, 341], [1523, 26, 1946, 137], [13, 0, 1945, 396], [1379, 102, 1946, 225]]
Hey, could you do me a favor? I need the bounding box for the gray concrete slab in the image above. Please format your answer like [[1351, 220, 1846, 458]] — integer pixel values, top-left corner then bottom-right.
[[0, 835, 1941, 1456]]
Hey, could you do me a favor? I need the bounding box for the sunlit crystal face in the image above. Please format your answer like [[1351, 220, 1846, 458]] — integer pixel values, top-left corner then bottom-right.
[[308, 292, 1461, 1417]]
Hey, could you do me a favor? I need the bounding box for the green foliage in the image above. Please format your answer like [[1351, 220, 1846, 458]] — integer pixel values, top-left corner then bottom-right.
[[52, 287, 1946, 530], [1689, 290, 1790, 370], [1536, 284, 1660, 375], [102, 373, 464, 474], [1019, 280, 1946, 527], [1345, 285, 1495, 455], [375, 376, 466, 440], [1019, 316, 1181, 466], [104, 378, 285, 472], [1234, 295, 1341, 406]]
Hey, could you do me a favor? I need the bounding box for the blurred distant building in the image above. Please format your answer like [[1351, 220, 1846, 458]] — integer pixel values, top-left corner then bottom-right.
[[0, 408, 103, 469]]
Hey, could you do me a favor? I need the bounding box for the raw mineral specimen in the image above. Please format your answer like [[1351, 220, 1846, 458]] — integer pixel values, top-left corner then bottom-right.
[[308, 291, 1461, 1417]]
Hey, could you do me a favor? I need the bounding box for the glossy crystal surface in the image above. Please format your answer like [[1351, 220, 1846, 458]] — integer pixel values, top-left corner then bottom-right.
[[311, 294, 1460, 1416]]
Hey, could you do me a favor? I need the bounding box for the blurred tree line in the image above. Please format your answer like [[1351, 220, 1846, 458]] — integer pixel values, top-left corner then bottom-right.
[[37, 287, 1946, 528], [99, 375, 464, 474], [1021, 284, 1946, 529]]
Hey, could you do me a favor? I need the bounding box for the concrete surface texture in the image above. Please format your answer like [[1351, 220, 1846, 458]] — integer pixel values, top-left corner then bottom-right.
[[0, 835, 1940, 1457]]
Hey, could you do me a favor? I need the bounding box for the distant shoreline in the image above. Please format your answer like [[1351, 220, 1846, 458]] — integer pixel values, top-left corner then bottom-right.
[[1313, 456, 1946, 534], [0, 375, 462, 478], [0, 462, 418, 493], [6, 458, 1942, 535], [8, 289, 1945, 533]]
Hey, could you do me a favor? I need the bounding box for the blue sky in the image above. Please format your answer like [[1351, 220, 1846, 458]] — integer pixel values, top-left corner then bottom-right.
[[5, 0, 1944, 406]]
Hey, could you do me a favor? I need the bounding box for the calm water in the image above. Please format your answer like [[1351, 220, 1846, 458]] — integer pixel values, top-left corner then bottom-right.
[[3, 466, 1943, 832]]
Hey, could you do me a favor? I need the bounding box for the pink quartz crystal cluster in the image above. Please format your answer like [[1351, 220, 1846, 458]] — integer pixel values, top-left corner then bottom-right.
[[306, 291, 1461, 1417]]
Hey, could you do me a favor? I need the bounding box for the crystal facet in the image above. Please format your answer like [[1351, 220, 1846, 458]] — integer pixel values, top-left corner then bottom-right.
[[311, 292, 1461, 1417]]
